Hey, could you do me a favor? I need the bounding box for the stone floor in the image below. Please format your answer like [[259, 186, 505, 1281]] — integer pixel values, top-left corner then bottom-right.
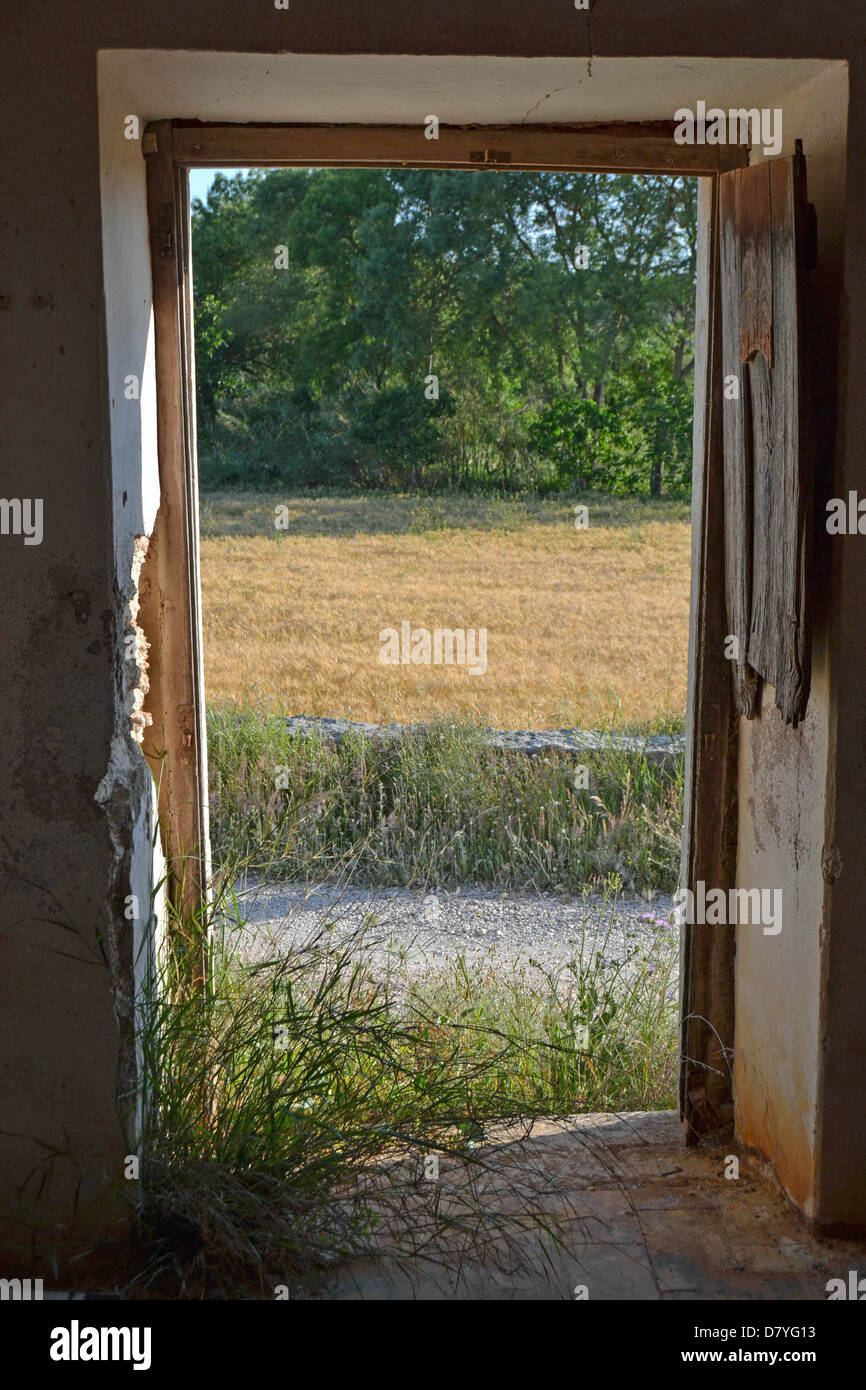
[[324, 1111, 865, 1300]]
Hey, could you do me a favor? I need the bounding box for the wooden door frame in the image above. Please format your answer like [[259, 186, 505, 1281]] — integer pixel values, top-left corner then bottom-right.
[[679, 175, 740, 1143], [142, 118, 745, 1136], [141, 121, 211, 973]]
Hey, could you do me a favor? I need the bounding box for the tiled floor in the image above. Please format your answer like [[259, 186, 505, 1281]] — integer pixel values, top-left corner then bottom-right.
[[325, 1111, 865, 1300]]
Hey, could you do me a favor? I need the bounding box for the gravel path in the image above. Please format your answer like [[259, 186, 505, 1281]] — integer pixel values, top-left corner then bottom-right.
[[224, 880, 677, 979]]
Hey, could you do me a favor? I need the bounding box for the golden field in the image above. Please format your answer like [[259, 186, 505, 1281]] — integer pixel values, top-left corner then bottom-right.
[[199, 493, 692, 728]]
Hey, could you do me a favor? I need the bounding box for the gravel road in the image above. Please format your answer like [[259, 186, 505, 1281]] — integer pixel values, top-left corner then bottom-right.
[[223, 879, 677, 979]]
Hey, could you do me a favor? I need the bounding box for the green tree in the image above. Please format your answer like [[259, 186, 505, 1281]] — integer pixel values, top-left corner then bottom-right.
[[191, 168, 697, 497]]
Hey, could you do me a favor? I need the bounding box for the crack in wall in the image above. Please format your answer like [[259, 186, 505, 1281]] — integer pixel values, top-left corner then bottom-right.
[[519, 86, 569, 123]]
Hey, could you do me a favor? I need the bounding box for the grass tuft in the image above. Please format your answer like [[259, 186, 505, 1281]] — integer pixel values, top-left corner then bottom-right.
[[129, 871, 678, 1297]]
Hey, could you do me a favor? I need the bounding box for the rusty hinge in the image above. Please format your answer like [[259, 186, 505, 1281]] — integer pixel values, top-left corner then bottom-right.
[[470, 149, 512, 165]]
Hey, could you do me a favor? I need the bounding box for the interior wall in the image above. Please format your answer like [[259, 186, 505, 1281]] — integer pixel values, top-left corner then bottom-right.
[[94, 50, 861, 1236], [98, 79, 167, 1148], [733, 63, 851, 1226], [1, 0, 864, 1260]]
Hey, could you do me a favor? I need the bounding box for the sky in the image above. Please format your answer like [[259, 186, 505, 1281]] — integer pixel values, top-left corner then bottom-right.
[[188, 167, 251, 206]]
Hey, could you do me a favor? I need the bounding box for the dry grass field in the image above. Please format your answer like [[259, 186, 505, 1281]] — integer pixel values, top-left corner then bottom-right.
[[199, 492, 691, 729]]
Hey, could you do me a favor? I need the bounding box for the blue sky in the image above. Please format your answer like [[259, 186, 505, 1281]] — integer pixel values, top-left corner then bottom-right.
[[188, 167, 251, 206]]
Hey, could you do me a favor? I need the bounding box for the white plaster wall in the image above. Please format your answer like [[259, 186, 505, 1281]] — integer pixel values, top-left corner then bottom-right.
[[97, 78, 165, 1145], [734, 61, 849, 1218], [96, 51, 836, 127]]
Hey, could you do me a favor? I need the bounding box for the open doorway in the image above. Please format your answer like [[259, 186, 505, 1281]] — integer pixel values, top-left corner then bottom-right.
[[137, 119, 749, 1294], [193, 157, 695, 1108]]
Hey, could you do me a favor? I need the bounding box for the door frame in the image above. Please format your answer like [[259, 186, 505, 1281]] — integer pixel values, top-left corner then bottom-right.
[[142, 118, 746, 1136]]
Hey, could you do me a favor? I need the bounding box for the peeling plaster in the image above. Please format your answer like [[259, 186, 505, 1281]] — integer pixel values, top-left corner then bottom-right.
[[93, 543, 160, 1146], [127, 535, 152, 747]]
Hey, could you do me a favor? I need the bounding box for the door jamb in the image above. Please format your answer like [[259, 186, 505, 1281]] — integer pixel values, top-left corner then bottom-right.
[[141, 118, 743, 1134], [679, 174, 739, 1143]]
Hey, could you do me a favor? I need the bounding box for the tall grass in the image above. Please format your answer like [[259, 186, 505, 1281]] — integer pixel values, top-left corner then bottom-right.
[[131, 871, 678, 1297], [207, 707, 685, 895], [132, 705, 683, 1294]]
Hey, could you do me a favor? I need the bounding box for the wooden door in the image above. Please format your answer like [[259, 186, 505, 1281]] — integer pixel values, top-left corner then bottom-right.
[[719, 146, 815, 726]]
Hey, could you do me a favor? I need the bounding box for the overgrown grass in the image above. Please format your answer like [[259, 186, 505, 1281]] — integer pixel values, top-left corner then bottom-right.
[[135, 699, 684, 1294], [131, 871, 678, 1297], [207, 707, 685, 896]]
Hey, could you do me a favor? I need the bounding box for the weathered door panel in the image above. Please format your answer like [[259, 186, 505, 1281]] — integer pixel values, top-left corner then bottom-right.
[[719, 150, 814, 726]]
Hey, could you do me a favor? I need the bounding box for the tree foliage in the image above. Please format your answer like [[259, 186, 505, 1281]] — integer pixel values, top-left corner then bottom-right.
[[192, 168, 697, 496]]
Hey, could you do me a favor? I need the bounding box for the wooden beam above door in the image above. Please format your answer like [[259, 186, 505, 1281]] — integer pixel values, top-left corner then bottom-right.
[[171, 121, 750, 176]]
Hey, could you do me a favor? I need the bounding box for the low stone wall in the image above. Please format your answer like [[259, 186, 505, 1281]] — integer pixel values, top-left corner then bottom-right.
[[282, 715, 685, 763]]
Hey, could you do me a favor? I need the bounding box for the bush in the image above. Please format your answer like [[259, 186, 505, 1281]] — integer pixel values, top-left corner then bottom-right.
[[528, 394, 645, 494]]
